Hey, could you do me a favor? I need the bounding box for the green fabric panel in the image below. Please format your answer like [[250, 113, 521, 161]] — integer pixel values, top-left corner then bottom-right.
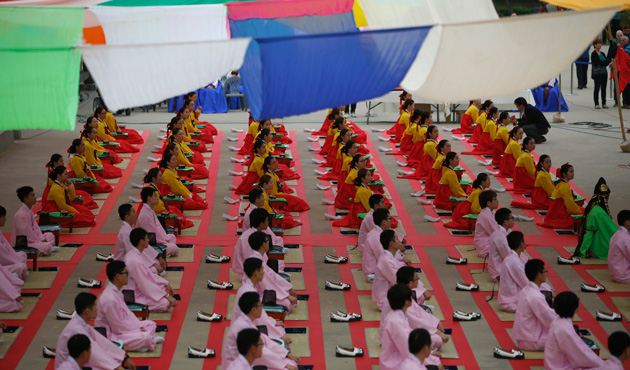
[[100, 0, 255, 6], [0, 7, 83, 131]]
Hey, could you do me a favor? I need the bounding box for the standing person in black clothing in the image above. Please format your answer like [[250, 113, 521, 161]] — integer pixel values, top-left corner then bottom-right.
[[511, 97, 550, 144], [345, 103, 357, 118], [591, 38, 609, 109], [575, 47, 590, 90]]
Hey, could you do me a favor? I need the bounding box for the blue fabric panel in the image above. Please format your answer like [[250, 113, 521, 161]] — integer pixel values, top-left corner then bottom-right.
[[533, 86, 568, 112], [168, 82, 228, 113], [241, 26, 431, 120], [229, 13, 356, 38]]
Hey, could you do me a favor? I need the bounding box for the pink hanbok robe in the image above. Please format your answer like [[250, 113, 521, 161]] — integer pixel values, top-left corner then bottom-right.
[[474, 208, 498, 257], [406, 300, 443, 350], [488, 227, 526, 280], [222, 315, 296, 370], [512, 282, 558, 351], [224, 355, 253, 370], [362, 226, 405, 279], [95, 282, 157, 351], [12, 203, 55, 255], [56, 358, 81, 370], [233, 278, 286, 340], [359, 212, 404, 254], [609, 227, 630, 284], [233, 228, 256, 278], [399, 355, 427, 370], [544, 317, 606, 370], [373, 251, 427, 310], [243, 205, 284, 247], [124, 248, 170, 312], [249, 250, 294, 311], [380, 309, 412, 370], [498, 250, 528, 312], [136, 204, 178, 256], [0, 264, 22, 312], [604, 357, 624, 370], [55, 315, 125, 370], [115, 222, 160, 275], [0, 233, 27, 279]]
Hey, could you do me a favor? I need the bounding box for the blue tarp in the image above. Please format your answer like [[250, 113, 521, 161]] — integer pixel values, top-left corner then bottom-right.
[[532, 85, 569, 112], [229, 13, 357, 38], [241, 26, 432, 120], [169, 82, 228, 113]]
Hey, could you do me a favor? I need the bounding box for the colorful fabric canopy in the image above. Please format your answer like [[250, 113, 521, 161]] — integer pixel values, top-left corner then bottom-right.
[[0, 6, 83, 130], [543, 0, 629, 10]]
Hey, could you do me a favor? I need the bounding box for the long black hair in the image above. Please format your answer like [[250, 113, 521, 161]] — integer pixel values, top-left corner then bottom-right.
[[442, 151, 457, 168], [472, 173, 489, 189]]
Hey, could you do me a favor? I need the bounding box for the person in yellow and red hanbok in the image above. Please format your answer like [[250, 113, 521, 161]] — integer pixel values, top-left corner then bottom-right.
[[42, 166, 96, 227], [319, 140, 356, 181], [423, 140, 451, 195], [81, 127, 123, 179], [492, 112, 511, 167], [468, 100, 493, 144], [143, 168, 193, 229], [498, 126, 523, 178], [171, 109, 209, 153], [161, 115, 207, 154], [180, 101, 214, 144], [406, 110, 430, 163], [512, 137, 537, 194], [260, 129, 300, 181], [387, 91, 412, 136], [405, 125, 438, 178], [316, 108, 341, 136], [452, 99, 480, 135], [434, 152, 467, 210], [186, 92, 218, 135], [159, 153, 207, 210], [537, 163, 584, 229], [44, 154, 97, 210], [391, 109, 422, 156], [168, 127, 206, 165], [335, 154, 366, 209], [393, 99, 414, 143], [163, 142, 208, 180], [343, 113, 367, 144], [444, 173, 490, 229], [67, 139, 112, 194], [511, 155, 554, 210], [239, 118, 271, 156], [84, 118, 122, 164], [259, 175, 301, 229], [463, 107, 498, 155], [323, 128, 349, 168], [236, 140, 266, 195], [93, 107, 139, 153], [320, 117, 346, 157], [332, 168, 373, 229], [101, 107, 144, 144], [263, 156, 309, 212]]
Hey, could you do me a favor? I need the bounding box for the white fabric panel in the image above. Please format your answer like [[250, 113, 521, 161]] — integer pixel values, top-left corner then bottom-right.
[[402, 8, 617, 102], [89, 5, 228, 45], [360, 0, 497, 29], [81, 39, 250, 111]]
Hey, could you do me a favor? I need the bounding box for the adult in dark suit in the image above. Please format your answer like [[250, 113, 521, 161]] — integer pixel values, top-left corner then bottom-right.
[[511, 97, 550, 143]]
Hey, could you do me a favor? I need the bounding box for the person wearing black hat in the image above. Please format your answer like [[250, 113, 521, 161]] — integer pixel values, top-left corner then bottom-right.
[[574, 177, 617, 259]]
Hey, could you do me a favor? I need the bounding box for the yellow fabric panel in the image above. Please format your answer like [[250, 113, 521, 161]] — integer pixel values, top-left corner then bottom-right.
[[468, 188, 482, 214], [543, 0, 628, 10], [353, 0, 368, 28], [551, 181, 581, 214]]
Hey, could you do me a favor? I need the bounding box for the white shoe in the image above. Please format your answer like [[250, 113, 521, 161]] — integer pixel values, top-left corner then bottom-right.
[[154, 144, 163, 150], [160, 128, 167, 133], [230, 157, 245, 163], [398, 169, 413, 175], [490, 186, 506, 193], [451, 135, 465, 141], [322, 198, 335, 205], [515, 214, 535, 222], [96, 252, 113, 261], [351, 113, 357, 118], [371, 128, 385, 132], [493, 347, 524, 359], [557, 256, 580, 265], [197, 311, 223, 322], [485, 169, 499, 175], [206, 254, 231, 263], [127, 196, 142, 203], [316, 184, 331, 190], [453, 310, 482, 321], [378, 136, 390, 142], [307, 137, 318, 142], [188, 346, 215, 358], [228, 146, 240, 151], [331, 312, 362, 322], [43, 346, 56, 358], [51, 246, 60, 253], [221, 213, 238, 221], [424, 215, 440, 222], [378, 146, 392, 152], [455, 281, 479, 291], [304, 128, 316, 132], [224, 196, 240, 204], [478, 159, 492, 166], [314, 169, 328, 175], [142, 169, 149, 174], [227, 170, 243, 176], [227, 184, 237, 190], [231, 128, 243, 133], [207, 279, 233, 290], [131, 182, 144, 189], [77, 278, 102, 288], [324, 213, 342, 220], [441, 127, 454, 132], [396, 160, 408, 167], [157, 135, 167, 140], [596, 310, 622, 321], [226, 136, 238, 142], [56, 309, 75, 320], [335, 345, 364, 357], [324, 254, 348, 264], [312, 158, 325, 164], [410, 190, 426, 197], [581, 282, 605, 293], [325, 281, 351, 290], [147, 156, 160, 162], [308, 146, 320, 152], [367, 274, 375, 282], [446, 256, 468, 265], [417, 198, 433, 205], [154, 336, 165, 344]]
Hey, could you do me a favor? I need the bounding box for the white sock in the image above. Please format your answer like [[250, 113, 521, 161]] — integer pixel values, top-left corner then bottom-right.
[[417, 198, 433, 205], [154, 336, 165, 344], [322, 198, 335, 205], [51, 246, 60, 253]]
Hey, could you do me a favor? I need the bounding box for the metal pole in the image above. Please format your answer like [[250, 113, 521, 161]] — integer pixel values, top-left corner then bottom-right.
[[570, 63, 574, 95]]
